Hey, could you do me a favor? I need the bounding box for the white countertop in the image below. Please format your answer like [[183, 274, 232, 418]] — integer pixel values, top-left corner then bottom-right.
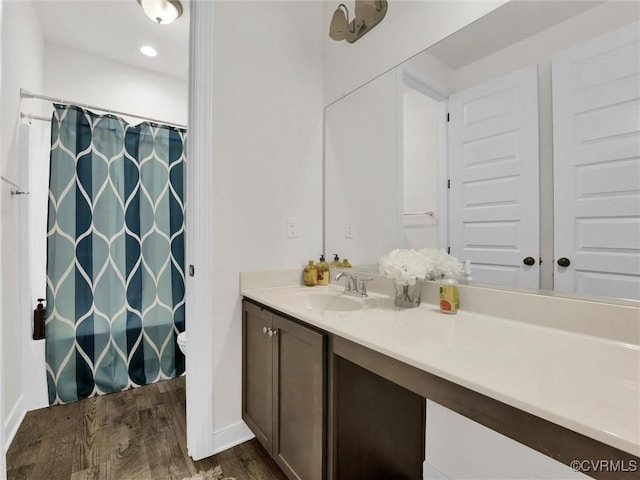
[[241, 284, 640, 457]]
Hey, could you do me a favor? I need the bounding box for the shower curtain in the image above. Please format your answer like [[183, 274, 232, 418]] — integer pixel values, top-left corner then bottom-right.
[[45, 104, 186, 405]]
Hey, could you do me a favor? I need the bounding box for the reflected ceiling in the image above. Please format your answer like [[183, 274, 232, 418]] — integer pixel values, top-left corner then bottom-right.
[[427, 0, 605, 69]]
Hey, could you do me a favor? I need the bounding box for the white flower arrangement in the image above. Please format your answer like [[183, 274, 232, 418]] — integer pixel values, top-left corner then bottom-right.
[[379, 248, 463, 286]]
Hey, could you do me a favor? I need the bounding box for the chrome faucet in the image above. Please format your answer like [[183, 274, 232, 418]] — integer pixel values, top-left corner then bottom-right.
[[335, 272, 373, 298]]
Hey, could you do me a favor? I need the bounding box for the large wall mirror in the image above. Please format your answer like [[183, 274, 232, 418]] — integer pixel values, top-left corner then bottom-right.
[[324, 0, 640, 302]]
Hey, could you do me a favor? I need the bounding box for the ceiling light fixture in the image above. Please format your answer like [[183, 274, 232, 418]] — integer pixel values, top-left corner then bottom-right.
[[137, 0, 183, 25], [329, 0, 388, 43], [140, 45, 158, 57]]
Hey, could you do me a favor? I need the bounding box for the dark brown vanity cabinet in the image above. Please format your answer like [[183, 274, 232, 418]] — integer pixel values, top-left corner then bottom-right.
[[242, 300, 326, 480], [333, 356, 425, 480]]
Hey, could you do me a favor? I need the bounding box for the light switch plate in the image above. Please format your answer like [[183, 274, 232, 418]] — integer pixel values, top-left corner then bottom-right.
[[287, 217, 298, 238], [345, 222, 354, 238]]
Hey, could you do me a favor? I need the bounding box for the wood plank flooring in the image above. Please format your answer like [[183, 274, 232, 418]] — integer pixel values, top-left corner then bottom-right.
[[6, 377, 287, 480]]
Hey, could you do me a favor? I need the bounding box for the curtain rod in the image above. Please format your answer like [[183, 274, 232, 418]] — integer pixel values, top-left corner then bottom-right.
[[20, 112, 51, 124], [20, 88, 187, 130]]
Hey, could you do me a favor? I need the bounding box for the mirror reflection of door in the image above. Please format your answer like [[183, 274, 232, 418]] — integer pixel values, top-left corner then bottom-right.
[[448, 65, 540, 289], [552, 22, 640, 300]]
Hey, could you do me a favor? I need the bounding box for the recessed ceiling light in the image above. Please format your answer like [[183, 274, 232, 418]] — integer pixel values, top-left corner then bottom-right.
[[140, 46, 158, 57]]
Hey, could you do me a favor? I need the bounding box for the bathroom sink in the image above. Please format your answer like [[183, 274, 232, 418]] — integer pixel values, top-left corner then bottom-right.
[[286, 291, 365, 312]]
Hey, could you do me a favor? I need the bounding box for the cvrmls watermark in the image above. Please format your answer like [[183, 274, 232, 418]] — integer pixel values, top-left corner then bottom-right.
[[570, 459, 638, 473]]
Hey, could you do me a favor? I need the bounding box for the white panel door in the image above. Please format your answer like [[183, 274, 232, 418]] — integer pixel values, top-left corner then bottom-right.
[[552, 22, 640, 300], [448, 65, 540, 288]]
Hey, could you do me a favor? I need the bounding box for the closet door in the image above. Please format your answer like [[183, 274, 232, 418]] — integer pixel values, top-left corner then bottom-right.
[[552, 22, 640, 300], [448, 65, 540, 288]]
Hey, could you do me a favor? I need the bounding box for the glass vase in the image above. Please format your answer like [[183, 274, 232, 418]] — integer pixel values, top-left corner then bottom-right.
[[393, 279, 423, 308]]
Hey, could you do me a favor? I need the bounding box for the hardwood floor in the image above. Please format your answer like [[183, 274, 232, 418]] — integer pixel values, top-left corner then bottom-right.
[[6, 377, 287, 480]]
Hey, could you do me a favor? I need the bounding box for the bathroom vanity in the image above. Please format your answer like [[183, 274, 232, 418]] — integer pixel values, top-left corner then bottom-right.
[[241, 271, 640, 480], [242, 299, 426, 480]]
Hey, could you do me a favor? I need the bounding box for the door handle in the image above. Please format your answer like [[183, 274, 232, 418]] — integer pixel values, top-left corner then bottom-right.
[[557, 257, 571, 268], [523, 257, 535, 266]]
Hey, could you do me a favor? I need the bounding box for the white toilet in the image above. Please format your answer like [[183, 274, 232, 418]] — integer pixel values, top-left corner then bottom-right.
[[177, 331, 187, 355]]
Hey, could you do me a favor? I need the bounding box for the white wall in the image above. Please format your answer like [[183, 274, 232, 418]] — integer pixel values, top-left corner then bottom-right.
[[209, 0, 323, 446], [324, 68, 443, 260], [42, 43, 187, 125], [0, 0, 43, 451], [323, 0, 507, 105], [325, 69, 399, 264]]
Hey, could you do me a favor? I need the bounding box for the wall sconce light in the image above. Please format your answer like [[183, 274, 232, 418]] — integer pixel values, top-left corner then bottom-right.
[[329, 1, 388, 43], [138, 0, 183, 25]]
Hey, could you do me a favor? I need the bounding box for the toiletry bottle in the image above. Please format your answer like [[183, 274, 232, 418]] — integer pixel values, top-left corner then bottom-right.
[[330, 254, 341, 267], [304, 260, 318, 287], [462, 259, 473, 285], [439, 278, 459, 314], [33, 298, 46, 340], [341, 258, 352, 268], [316, 254, 330, 286]]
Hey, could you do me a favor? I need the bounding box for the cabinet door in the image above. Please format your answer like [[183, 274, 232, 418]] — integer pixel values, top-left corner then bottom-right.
[[334, 356, 425, 479], [242, 301, 273, 455], [272, 314, 326, 480]]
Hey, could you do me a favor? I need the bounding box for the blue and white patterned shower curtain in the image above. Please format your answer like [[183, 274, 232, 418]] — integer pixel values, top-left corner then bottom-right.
[[45, 104, 186, 405]]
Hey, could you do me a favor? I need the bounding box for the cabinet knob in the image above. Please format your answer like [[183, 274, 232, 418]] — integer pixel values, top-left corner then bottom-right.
[[268, 328, 274, 337], [557, 257, 571, 268], [262, 326, 268, 335], [523, 257, 535, 266]]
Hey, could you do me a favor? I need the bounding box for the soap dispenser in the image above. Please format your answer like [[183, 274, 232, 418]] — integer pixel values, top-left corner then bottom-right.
[[330, 254, 341, 267], [341, 258, 352, 268], [316, 254, 330, 286], [33, 298, 45, 340], [304, 260, 318, 287]]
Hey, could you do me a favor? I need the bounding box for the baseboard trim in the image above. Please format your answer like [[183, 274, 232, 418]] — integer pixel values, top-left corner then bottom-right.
[[4, 394, 26, 452], [212, 420, 255, 455]]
